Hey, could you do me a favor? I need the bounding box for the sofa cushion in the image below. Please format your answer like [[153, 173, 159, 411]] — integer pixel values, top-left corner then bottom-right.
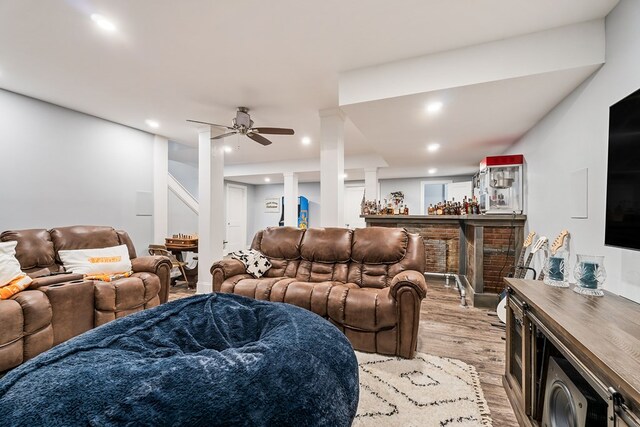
[[349, 263, 389, 289], [269, 280, 358, 316], [300, 228, 352, 263], [50, 226, 121, 261], [253, 227, 303, 260], [220, 276, 287, 300], [94, 276, 159, 326], [296, 260, 349, 283], [263, 259, 300, 279], [115, 230, 137, 259], [351, 227, 408, 264], [0, 299, 24, 371], [0, 229, 55, 271]]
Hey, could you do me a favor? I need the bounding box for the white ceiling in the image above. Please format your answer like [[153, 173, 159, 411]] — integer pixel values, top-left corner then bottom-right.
[[0, 0, 619, 180]]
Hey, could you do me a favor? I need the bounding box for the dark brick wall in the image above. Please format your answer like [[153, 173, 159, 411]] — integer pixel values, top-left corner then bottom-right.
[[406, 225, 459, 274], [482, 226, 516, 294]]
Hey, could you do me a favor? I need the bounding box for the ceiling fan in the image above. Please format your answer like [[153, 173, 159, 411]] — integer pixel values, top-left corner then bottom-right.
[[187, 107, 294, 146]]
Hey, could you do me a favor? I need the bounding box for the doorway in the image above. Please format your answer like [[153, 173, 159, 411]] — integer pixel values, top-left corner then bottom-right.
[[344, 185, 366, 229], [225, 183, 247, 255], [420, 180, 452, 215]]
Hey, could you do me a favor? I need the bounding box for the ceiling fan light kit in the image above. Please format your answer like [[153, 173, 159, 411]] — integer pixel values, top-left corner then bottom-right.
[[187, 107, 294, 146]]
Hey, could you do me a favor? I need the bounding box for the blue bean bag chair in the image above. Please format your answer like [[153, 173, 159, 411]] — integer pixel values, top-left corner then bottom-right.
[[0, 293, 359, 426]]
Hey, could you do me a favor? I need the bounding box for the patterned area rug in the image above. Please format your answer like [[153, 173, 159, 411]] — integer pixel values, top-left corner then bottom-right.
[[354, 352, 492, 427]]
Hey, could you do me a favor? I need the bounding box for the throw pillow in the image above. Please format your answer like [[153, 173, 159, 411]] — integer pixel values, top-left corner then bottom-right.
[[0, 241, 33, 299], [231, 249, 272, 278], [58, 244, 132, 276]]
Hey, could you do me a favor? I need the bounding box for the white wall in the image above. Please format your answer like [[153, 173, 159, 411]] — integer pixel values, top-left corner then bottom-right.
[[165, 167, 257, 247], [507, 0, 640, 302], [380, 176, 473, 215], [250, 182, 321, 239], [0, 89, 154, 255], [168, 159, 198, 199], [167, 190, 198, 239]]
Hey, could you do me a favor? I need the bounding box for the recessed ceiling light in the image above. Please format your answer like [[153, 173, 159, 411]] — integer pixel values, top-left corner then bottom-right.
[[145, 119, 159, 129], [342, 173, 348, 179], [91, 14, 117, 32], [301, 136, 311, 145], [428, 168, 437, 174], [427, 143, 441, 152], [223, 145, 232, 153], [264, 177, 271, 183], [426, 102, 443, 114]]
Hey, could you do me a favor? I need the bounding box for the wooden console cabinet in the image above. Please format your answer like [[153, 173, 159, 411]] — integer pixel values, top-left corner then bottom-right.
[[504, 278, 640, 426]]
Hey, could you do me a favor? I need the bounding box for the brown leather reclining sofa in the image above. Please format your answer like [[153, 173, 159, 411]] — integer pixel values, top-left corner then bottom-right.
[[0, 225, 172, 372], [211, 226, 427, 358]]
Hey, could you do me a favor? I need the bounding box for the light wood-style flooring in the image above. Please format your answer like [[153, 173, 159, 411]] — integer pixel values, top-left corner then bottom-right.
[[418, 277, 518, 426], [168, 278, 518, 425]]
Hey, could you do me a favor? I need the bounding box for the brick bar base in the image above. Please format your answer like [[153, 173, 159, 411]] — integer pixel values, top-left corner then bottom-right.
[[364, 214, 526, 308]]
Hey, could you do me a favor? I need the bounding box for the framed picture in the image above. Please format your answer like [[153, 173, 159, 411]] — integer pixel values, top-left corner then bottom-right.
[[264, 197, 280, 213]]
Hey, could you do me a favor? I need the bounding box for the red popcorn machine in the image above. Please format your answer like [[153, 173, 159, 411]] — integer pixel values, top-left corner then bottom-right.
[[478, 154, 524, 214]]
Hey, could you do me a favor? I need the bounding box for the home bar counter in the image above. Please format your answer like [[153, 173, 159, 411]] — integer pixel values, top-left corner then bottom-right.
[[363, 214, 527, 308]]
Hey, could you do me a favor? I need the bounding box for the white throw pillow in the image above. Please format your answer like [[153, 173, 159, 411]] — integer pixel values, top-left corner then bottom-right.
[[0, 241, 29, 287], [58, 244, 132, 275], [231, 249, 272, 278]]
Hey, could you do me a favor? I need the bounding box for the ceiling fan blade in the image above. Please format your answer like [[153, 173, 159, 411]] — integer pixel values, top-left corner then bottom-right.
[[247, 132, 272, 146], [186, 119, 234, 130], [251, 127, 295, 135], [210, 131, 238, 140]]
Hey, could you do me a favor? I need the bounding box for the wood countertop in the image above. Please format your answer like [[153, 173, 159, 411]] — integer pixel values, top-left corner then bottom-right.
[[505, 278, 640, 411], [362, 214, 527, 224]]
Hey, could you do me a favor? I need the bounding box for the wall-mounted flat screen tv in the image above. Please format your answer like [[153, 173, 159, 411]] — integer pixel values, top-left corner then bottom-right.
[[605, 87, 640, 251]]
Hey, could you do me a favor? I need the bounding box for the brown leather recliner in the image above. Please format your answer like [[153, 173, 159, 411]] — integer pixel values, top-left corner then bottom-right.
[[211, 227, 427, 358], [0, 225, 172, 372]]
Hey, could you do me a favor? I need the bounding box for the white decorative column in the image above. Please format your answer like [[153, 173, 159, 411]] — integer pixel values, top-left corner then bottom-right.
[[283, 172, 299, 227], [152, 135, 169, 244], [319, 108, 345, 227], [364, 167, 379, 202], [197, 127, 225, 294]]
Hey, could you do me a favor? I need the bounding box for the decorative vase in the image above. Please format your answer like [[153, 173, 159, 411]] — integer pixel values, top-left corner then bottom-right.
[[543, 250, 570, 288], [573, 255, 606, 297]]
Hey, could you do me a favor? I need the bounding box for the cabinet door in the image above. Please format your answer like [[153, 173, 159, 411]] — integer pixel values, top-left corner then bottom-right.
[[505, 292, 535, 417], [505, 295, 525, 403]]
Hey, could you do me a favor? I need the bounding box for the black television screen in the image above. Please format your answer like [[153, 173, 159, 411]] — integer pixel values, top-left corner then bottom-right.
[[605, 87, 640, 250]]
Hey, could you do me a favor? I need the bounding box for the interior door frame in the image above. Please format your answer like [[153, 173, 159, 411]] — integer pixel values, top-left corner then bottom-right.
[[419, 180, 453, 215], [225, 182, 248, 254], [344, 183, 366, 228]]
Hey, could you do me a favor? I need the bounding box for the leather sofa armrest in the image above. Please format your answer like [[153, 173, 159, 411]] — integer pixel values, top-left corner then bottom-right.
[[210, 259, 246, 278], [131, 256, 172, 304], [131, 256, 172, 274], [389, 270, 427, 300], [210, 259, 247, 291], [29, 274, 84, 289]]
